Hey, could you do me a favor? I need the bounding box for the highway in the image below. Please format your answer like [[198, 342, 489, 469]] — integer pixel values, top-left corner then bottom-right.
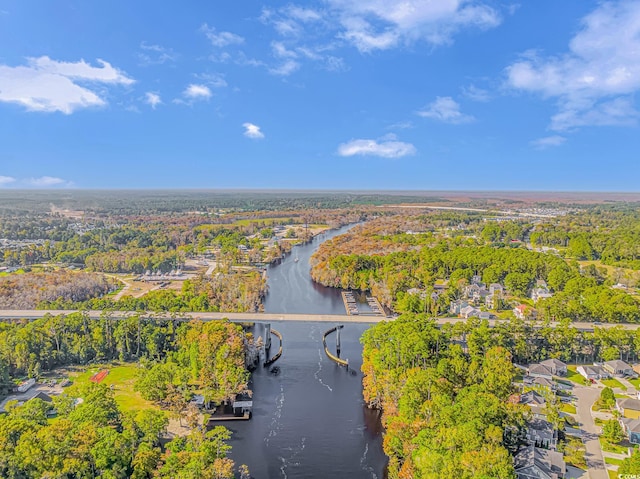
[[0, 309, 639, 330]]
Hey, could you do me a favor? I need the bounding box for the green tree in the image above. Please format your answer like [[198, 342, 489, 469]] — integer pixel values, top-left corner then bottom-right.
[[603, 419, 624, 443]]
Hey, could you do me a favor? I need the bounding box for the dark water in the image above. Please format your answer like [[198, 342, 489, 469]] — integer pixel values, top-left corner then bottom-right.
[[262, 225, 354, 315], [228, 226, 388, 478]]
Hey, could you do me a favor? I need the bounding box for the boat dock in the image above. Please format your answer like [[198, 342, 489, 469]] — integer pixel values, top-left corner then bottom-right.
[[341, 291, 359, 315], [365, 296, 385, 316]]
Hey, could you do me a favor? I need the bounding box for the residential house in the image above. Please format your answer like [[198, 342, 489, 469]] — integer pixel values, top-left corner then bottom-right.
[[514, 304, 537, 320], [527, 364, 553, 381], [620, 418, 640, 445], [459, 305, 481, 319], [520, 391, 547, 419], [540, 359, 567, 376], [489, 283, 504, 295], [526, 419, 558, 449], [604, 360, 636, 377], [449, 299, 469, 315], [471, 275, 482, 285], [532, 377, 557, 392], [479, 311, 493, 320], [515, 446, 566, 479], [617, 398, 640, 419], [576, 364, 610, 381], [531, 287, 553, 303], [464, 284, 490, 304]]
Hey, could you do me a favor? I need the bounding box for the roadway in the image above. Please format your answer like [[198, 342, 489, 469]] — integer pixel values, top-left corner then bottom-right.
[[1, 310, 640, 330]]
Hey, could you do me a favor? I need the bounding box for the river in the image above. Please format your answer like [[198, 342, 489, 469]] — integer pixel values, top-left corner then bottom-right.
[[227, 225, 388, 478]]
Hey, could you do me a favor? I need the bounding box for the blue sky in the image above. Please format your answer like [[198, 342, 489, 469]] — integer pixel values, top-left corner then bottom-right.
[[1, 0, 639, 190]]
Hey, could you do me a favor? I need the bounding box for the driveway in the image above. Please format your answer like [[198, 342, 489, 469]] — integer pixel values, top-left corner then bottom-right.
[[573, 386, 608, 479]]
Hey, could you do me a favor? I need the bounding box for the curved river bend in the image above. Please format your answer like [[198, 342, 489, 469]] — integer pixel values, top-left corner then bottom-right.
[[228, 225, 387, 478]]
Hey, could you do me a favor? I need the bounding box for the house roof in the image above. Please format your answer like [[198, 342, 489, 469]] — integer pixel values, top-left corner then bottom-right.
[[520, 390, 546, 406], [515, 446, 566, 476], [605, 359, 633, 370], [528, 364, 553, 376], [621, 418, 640, 433], [515, 304, 528, 312], [540, 358, 567, 369], [617, 398, 640, 412], [532, 377, 555, 389], [29, 391, 53, 403]]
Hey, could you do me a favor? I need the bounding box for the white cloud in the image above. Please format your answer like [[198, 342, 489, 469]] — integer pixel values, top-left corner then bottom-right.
[[338, 136, 416, 158], [462, 84, 491, 102], [138, 42, 177, 66], [505, 1, 640, 131], [27, 176, 68, 187], [269, 60, 301, 76], [183, 84, 212, 100], [195, 72, 228, 88], [145, 92, 161, 109], [201, 23, 244, 47], [417, 96, 474, 124], [0, 176, 16, 185], [243, 122, 265, 139], [328, 0, 501, 52], [0, 56, 134, 114], [286, 6, 322, 22], [530, 135, 567, 149]]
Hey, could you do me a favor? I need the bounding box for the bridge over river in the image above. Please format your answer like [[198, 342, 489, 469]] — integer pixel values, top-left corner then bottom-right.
[[0, 309, 637, 331]]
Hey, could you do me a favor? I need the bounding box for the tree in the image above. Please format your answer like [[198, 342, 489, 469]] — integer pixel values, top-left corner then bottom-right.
[[599, 387, 616, 410], [619, 448, 640, 475], [603, 419, 624, 443]]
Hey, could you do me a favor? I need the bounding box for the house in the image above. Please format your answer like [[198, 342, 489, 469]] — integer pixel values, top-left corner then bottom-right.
[[485, 293, 498, 309], [514, 304, 537, 320], [576, 364, 609, 381], [515, 446, 566, 479], [464, 284, 490, 303], [520, 391, 547, 419], [471, 275, 482, 285], [604, 360, 636, 377], [526, 419, 558, 449], [532, 377, 557, 392], [459, 305, 481, 319], [489, 283, 504, 295], [617, 398, 640, 419], [620, 418, 640, 445], [540, 359, 567, 376], [449, 300, 469, 315], [531, 288, 553, 303], [479, 311, 493, 320], [527, 364, 553, 381]]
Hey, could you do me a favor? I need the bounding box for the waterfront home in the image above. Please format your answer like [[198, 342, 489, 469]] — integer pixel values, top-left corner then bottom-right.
[[515, 445, 566, 479], [620, 418, 640, 445], [539, 359, 567, 376], [576, 364, 609, 381], [616, 398, 640, 419], [604, 360, 636, 377]]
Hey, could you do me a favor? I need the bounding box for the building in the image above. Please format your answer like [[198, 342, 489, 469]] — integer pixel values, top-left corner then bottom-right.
[[531, 288, 553, 303], [489, 283, 504, 294], [539, 359, 567, 376], [604, 360, 636, 377], [526, 419, 558, 449], [515, 446, 566, 479], [527, 364, 553, 381], [620, 418, 640, 444], [616, 398, 640, 419], [576, 364, 609, 381], [459, 305, 481, 319], [532, 377, 556, 392], [449, 299, 469, 315], [514, 304, 537, 320], [520, 391, 547, 419]]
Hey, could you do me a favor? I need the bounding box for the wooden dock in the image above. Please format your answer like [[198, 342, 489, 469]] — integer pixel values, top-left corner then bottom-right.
[[341, 291, 359, 315]]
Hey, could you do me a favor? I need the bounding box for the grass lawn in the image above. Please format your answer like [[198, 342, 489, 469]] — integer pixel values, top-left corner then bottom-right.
[[605, 457, 625, 466], [566, 366, 589, 386], [561, 403, 577, 414], [68, 362, 159, 413], [600, 437, 630, 455], [629, 378, 640, 389], [609, 471, 619, 479], [602, 378, 627, 390]]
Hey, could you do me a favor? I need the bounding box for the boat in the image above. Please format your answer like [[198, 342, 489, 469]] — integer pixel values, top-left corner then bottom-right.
[[294, 252, 299, 262]]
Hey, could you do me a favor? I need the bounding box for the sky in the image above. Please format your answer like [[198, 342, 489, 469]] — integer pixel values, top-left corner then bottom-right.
[[1, 0, 640, 191]]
